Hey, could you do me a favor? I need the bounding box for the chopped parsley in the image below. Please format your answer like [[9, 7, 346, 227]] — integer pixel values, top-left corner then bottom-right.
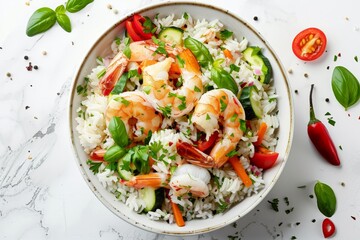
[[87, 160, 102, 174], [96, 56, 103, 63], [115, 96, 130, 106], [230, 113, 238, 122], [220, 29, 233, 40], [128, 69, 140, 79], [239, 119, 247, 132], [176, 55, 185, 68], [115, 36, 121, 45], [220, 98, 227, 112], [327, 117, 336, 126], [339, 145, 343, 150], [226, 149, 238, 157], [355, 56, 358, 62], [158, 105, 172, 118], [76, 77, 89, 96], [143, 16, 157, 34], [183, 12, 189, 20], [206, 114, 211, 120], [123, 37, 131, 59], [229, 63, 240, 73], [194, 86, 201, 92], [268, 198, 279, 212], [151, 36, 168, 56], [334, 55, 338, 62]]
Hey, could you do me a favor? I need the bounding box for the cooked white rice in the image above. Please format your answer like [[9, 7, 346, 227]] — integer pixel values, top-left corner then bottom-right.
[[75, 13, 279, 224]]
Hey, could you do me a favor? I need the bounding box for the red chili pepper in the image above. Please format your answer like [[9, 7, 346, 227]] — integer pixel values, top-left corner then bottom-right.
[[307, 84, 340, 166], [322, 218, 336, 238]]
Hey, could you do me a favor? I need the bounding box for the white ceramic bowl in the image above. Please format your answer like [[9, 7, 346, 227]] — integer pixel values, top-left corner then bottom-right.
[[69, 1, 294, 235]]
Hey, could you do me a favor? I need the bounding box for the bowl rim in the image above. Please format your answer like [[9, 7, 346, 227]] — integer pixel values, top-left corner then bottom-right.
[[68, 0, 294, 235]]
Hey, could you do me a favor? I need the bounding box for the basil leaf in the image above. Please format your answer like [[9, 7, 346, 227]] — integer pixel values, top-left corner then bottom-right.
[[26, 7, 56, 37], [332, 66, 360, 110], [184, 37, 213, 68], [314, 181, 337, 217], [111, 72, 128, 95], [55, 5, 71, 33], [210, 66, 239, 95], [104, 145, 127, 163], [108, 116, 129, 147], [66, 0, 94, 13]]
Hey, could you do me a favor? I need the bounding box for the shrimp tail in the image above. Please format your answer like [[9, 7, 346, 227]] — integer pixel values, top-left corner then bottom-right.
[[176, 141, 215, 168], [121, 173, 170, 189], [99, 53, 128, 96]]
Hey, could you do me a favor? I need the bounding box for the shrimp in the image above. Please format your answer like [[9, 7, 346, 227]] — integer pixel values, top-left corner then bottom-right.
[[122, 164, 210, 198], [169, 164, 211, 197], [105, 91, 162, 142], [177, 89, 246, 168], [142, 48, 203, 118], [99, 40, 179, 95]]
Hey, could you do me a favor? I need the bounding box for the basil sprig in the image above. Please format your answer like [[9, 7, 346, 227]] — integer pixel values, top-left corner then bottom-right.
[[26, 0, 94, 37], [332, 66, 360, 110], [210, 59, 239, 95], [108, 116, 129, 147], [314, 181, 337, 217], [26, 7, 56, 37], [55, 5, 71, 32], [184, 37, 213, 68]]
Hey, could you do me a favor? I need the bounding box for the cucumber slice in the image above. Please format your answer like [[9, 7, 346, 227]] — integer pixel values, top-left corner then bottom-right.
[[243, 47, 273, 84], [239, 85, 263, 119], [158, 27, 184, 46], [139, 187, 165, 212], [117, 154, 133, 180]]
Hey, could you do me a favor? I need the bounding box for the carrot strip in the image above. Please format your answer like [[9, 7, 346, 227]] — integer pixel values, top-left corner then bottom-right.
[[223, 49, 233, 60], [171, 201, 185, 227], [228, 156, 252, 188], [254, 122, 268, 146]]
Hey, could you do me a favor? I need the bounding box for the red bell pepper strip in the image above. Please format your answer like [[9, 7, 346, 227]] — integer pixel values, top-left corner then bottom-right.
[[322, 218, 336, 238], [132, 14, 153, 40], [196, 132, 219, 152], [307, 84, 340, 166], [125, 20, 143, 42]]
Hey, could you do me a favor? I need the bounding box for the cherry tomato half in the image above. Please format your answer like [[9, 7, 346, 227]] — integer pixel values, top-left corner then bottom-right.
[[196, 132, 219, 152], [322, 218, 336, 238], [132, 14, 153, 40], [125, 20, 143, 42], [292, 27, 327, 61], [250, 147, 279, 170]]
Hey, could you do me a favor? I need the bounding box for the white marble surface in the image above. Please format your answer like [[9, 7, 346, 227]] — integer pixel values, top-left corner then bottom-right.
[[1, 0, 360, 239]]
